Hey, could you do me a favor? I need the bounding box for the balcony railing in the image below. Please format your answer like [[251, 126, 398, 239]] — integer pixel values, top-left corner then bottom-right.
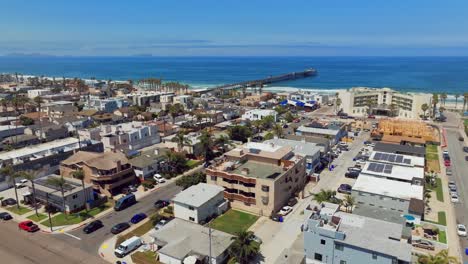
[[224, 192, 256, 205], [207, 169, 257, 185]]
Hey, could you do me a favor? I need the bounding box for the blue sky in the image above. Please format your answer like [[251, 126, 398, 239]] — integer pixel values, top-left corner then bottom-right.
[[1, 0, 467, 56]]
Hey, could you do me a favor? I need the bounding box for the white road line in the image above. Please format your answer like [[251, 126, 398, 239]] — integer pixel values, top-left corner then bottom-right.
[[63, 232, 82, 241]]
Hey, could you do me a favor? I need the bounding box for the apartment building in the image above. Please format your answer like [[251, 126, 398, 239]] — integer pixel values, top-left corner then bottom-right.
[[126, 91, 174, 107], [85, 96, 129, 113], [173, 95, 194, 110], [264, 138, 321, 173], [129, 148, 168, 179], [338, 87, 431, 119], [241, 109, 277, 121], [0, 125, 25, 140], [41, 101, 76, 118], [173, 183, 228, 224], [27, 88, 52, 99], [303, 202, 412, 264], [60, 151, 136, 196], [289, 90, 329, 105], [296, 121, 347, 145], [206, 142, 306, 216]]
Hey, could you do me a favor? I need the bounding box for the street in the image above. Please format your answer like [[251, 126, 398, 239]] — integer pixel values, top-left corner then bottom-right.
[[55, 181, 182, 254], [0, 220, 108, 264]]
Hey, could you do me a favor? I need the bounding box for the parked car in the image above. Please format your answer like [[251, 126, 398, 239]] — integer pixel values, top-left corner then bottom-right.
[[337, 184, 352, 194], [367, 115, 376, 119], [457, 224, 467, 237], [130, 213, 147, 224], [413, 240, 435, 250], [153, 174, 166, 184], [252, 235, 263, 244], [1, 198, 16, 206], [15, 179, 28, 188], [155, 219, 168, 230], [128, 185, 138, 192], [114, 236, 142, 258], [463, 146, 468, 153], [465, 156, 468, 161], [83, 220, 103, 234], [459, 136, 464, 141], [18, 220, 39, 232], [446, 168, 452, 176], [444, 159, 451, 167], [287, 198, 298, 207], [345, 171, 359, 179], [448, 184, 457, 192], [278, 206, 293, 216], [154, 200, 170, 209], [0, 212, 12, 220], [450, 193, 459, 203], [271, 214, 281, 222], [111, 222, 131, 234], [348, 167, 362, 173], [442, 150, 449, 156]]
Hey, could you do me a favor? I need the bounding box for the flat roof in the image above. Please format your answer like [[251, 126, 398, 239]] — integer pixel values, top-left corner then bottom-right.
[[129, 148, 168, 168], [149, 218, 233, 260], [29, 174, 92, 196], [230, 160, 284, 180], [374, 142, 425, 156], [352, 175, 423, 200], [173, 183, 224, 207], [369, 151, 425, 167], [227, 142, 292, 160], [263, 138, 321, 157], [0, 137, 79, 161], [297, 126, 339, 136], [361, 161, 424, 181]]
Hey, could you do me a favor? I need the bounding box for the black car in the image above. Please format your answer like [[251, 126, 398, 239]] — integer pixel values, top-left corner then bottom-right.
[[83, 220, 103, 234], [345, 171, 359, 179], [111, 222, 130, 234], [337, 184, 352, 194], [465, 156, 468, 161], [1, 198, 16, 206], [154, 200, 170, 209], [0, 212, 12, 220], [287, 198, 298, 207], [464, 147, 468, 153]]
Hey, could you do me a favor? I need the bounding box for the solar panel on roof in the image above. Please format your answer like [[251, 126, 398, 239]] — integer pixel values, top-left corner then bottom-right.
[[395, 155, 403, 163], [384, 164, 393, 174], [376, 163, 385, 172], [368, 163, 377, 171], [403, 158, 411, 164], [388, 154, 396, 162], [374, 152, 382, 160]]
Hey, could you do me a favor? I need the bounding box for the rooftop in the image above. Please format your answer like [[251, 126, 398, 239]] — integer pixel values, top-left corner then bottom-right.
[[374, 142, 426, 156], [369, 151, 425, 167], [62, 151, 129, 170], [226, 142, 292, 160], [296, 126, 340, 136], [149, 218, 233, 260], [352, 175, 424, 200], [0, 137, 79, 162], [361, 161, 424, 181], [229, 160, 284, 179], [263, 138, 321, 157], [29, 174, 92, 197], [173, 183, 224, 207], [129, 148, 168, 168]]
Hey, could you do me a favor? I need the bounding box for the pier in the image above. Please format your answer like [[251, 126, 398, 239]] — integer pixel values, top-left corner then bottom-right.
[[195, 68, 317, 94]]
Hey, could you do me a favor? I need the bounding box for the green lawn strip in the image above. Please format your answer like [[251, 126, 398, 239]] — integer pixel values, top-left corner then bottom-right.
[[6, 206, 32, 215], [426, 144, 438, 154], [40, 204, 111, 227], [437, 211, 447, 226], [186, 159, 202, 169], [27, 213, 47, 222], [427, 178, 444, 202], [131, 251, 161, 264], [438, 230, 447, 244], [116, 219, 155, 248], [425, 153, 439, 161], [210, 209, 259, 235]]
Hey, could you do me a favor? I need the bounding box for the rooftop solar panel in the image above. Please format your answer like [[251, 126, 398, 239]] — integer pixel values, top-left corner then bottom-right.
[[368, 163, 377, 171], [395, 155, 404, 163], [381, 153, 389, 160], [376, 163, 385, 172], [403, 159, 411, 164], [388, 154, 396, 162], [384, 164, 393, 174], [374, 152, 382, 160]]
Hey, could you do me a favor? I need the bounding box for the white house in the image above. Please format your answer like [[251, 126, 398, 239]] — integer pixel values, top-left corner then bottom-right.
[[172, 183, 228, 224], [241, 109, 277, 121]]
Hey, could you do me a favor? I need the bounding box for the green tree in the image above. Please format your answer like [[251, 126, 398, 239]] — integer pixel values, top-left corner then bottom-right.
[[313, 189, 338, 204], [228, 125, 252, 143], [72, 169, 88, 212], [454, 94, 460, 109], [20, 116, 34, 125], [342, 194, 355, 213], [432, 93, 439, 117], [261, 115, 275, 130], [272, 123, 284, 138], [199, 129, 214, 162], [417, 249, 459, 264], [33, 96, 44, 140], [263, 132, 274, 140], [0, 166, 21, 209], [215, 135, 233, 153], [164, 152, 189, 175], [284, 112, 295, 123], [440, 93, 447, 106], [229, 231, 261, 264], [47, 176, 68, 218], [274, 105, 287, 115], [463, 92, 468, 112], [171, 131, 192, 152], [18, 171, 40, 216], [421, 103, 429, 118], [175, 172, 206, 190]]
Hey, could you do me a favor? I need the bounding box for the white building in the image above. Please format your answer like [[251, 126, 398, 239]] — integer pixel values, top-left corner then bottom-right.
[[173, 183, 228, 224], [173, 95, 194, 110], [337, 87, 432, 119], [41, 101, 76, 118], [27, 89, 52, 99], [241, 109, 277, 121], [264, 138, 321, 173], [290, 90, 330, 105]]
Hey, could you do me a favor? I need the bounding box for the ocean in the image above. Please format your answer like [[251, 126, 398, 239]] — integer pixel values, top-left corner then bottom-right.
[[0, 56, 467, 97]]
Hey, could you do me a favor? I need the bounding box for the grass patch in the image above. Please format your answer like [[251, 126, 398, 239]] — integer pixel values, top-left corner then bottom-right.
[[131, 251, 161, 264], [425, 211, 447, 226], [210, 209, 259, 235], [116, 219, 155, 248], [186, 159, 202, 169], [6, 206, 31, 215], [426, 160, 440, 173], [41, 204, 110, 227], [438, 230, 447, 244], [426, 144, 438, 153], [27, 213, 47, 222], [426, 153, 439, 161], [427, 178, 444, 202]]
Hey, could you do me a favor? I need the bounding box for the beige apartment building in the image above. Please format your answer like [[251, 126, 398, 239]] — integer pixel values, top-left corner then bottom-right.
[[206, 142, 306, 216], [60, 151, 136, 197]]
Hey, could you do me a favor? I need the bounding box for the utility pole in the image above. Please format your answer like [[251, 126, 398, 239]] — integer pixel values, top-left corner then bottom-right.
[[46, 193, 53, 232]]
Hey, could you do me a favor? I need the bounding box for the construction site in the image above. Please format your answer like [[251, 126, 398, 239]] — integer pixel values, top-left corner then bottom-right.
[[371, 119, 440, 146]]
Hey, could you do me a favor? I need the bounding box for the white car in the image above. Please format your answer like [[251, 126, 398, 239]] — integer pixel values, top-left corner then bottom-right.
[[15, 179, 28, 188], [153, 174, 166, 184], [451, 193, 459, 203], [278, 206, 293, 216], [457, 224, 467, 237], [443, 150, 449, 156]]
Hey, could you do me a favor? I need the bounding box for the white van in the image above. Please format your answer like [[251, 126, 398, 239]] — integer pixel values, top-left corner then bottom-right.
[[114, 236, 142, 258]]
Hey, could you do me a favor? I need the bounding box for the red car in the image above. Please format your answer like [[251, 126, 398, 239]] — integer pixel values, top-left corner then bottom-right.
[[368, 115, 376, 119], [444, 159, 451, 167], [19, 220, 39, 232]]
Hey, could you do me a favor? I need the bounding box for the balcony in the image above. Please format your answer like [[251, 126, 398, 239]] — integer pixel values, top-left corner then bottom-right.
[[224, 192, 256, 205], [89, 167, 134, 181], [207, 169, 257, 185]]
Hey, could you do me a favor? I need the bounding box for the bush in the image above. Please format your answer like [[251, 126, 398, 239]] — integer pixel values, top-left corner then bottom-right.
[[151, 214, 163, 225], [142, 182, 155, 189], [175, 172, 206, 190], [164, 206, 173, 215]]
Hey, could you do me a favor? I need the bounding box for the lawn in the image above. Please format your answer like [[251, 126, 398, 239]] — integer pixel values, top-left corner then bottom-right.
[[425, 144, 440, 173], [425, 153, 439, 161], [426, 178, 444, 202], [186, 159, 202, 169], [131, 251, 161, 264], [426, 144, 438, 154], [6, 206, 31, 215], [438, 230, 447, 244], [210, 209, 259, 235], [27, 213, 47, 222], [41, 204, 111, 227], [426, 211, 447, 226]]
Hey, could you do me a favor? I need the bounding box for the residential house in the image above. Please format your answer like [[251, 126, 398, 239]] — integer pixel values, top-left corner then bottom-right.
[[41, 101, 77, 119], [241, 109, 277, 121], [129, 148, 168, 180]]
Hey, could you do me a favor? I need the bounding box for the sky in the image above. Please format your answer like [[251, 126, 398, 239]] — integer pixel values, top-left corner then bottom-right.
[[1, 0, 468, 56]]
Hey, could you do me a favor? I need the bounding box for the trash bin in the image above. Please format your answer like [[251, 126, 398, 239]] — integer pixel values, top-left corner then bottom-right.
[[279, 216, 284, 222]]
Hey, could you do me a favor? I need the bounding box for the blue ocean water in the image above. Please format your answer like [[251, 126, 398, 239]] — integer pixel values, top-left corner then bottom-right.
[[0, 56, 467, 95]]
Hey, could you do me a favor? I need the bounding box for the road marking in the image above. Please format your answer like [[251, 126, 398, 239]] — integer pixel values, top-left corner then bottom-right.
[[63, 232, 81, 240]]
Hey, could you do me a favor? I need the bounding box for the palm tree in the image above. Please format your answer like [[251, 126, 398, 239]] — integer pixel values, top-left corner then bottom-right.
[[0, 166, 21, 209], [47, 176, 68, 218], [421, 103, 429, 118], [454, 94, 460, 109], [199, 129, 214, 162], [335, 96, 342, 113], [171, 131, 191, 152], [440, 93, 447, 106], [432, 93, 439, 117], [463, 92, 468, 112], [215, 135, 233, 153], [33, 96, 44, 140], [272, 123, 284, 138], [313, 189, 337, 204], [229, 231, 260, 264], [365, 98, 375, 115], [19, 171, 40, 216], [72, 169, 88, 212], [417, 249, 459, 264], [342, 195, 355, 213]]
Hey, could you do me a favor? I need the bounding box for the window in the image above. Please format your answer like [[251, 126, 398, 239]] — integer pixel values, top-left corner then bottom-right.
[[72, 194, 78, 199], [320, 239, 326, 245], [314, 253, 323, 261], [261, 185, 269, 192], [211, 176, 216, 181], [335, 244, 344, 251], [372, 253, 378, 259], [188, 206, 195, 210], [189, 217, 195, 221], [340, 261, 347, 264]]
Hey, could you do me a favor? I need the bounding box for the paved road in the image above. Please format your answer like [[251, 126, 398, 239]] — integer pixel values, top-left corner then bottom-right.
[[0, 221, 108, 264], [445, 128, 468, 261], [55, 181, 182, 254]]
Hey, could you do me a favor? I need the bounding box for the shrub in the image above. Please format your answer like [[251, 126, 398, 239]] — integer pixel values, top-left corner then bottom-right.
[[164, 206, 173, 215]]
